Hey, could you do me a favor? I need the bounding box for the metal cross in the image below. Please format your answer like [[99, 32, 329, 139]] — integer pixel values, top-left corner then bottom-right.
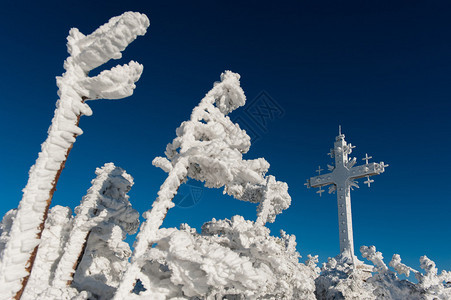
[[305, 129, 388, 261]]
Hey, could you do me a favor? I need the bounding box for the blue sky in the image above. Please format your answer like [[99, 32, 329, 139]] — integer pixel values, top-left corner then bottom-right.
[[1, 0, 450, 273]]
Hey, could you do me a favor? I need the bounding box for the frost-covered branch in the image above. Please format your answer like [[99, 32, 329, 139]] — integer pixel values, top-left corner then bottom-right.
[[256, 175, 291, 226], [360, 245, 388, 273], [0, 12, 149, 299]]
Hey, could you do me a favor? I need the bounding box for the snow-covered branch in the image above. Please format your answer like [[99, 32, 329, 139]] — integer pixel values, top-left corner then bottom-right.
[[0, 12, 148, 299]]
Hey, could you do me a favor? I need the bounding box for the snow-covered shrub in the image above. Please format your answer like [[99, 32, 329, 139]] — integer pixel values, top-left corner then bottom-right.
[[71, 164, 139, 299], [0, 12, 149, 299], [134, 216, 316, 299], [315, 251, 376, 300], [39, 163, 138, 299], [315, 246, 451, 300], [360, 245, 451, 300]]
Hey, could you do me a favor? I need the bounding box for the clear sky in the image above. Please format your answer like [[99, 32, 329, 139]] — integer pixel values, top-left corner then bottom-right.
[[1, 0, 450, 274]]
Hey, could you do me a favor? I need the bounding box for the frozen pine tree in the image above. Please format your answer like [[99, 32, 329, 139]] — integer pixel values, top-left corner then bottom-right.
[[51, 163, 138, 291], [70, 164, 139, 299], [115, 71, 305, 299], [0, 12, 149, 299]]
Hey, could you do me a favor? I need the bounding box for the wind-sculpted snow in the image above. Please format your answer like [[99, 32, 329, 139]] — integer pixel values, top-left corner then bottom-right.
[[0, 12, 148, 299], [131, 216, 317, 299]]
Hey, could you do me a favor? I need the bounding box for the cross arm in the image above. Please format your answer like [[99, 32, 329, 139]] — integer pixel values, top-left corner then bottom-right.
[[308, 173, 335, 188], [348, 162, 387, 180]]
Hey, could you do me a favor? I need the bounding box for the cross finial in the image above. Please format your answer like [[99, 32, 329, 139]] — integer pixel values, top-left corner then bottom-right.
[[316, 187, 325, 197], [364, 176, 374, 187], [362, 153, 372, 164], [316, 166, 323, 175]]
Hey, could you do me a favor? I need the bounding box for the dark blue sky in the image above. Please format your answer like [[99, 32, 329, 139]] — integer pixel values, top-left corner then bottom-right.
[[1, 1, 450, 273]]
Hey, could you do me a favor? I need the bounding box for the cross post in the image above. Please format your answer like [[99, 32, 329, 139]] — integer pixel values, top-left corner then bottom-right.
[[306, 130, 387, 261]]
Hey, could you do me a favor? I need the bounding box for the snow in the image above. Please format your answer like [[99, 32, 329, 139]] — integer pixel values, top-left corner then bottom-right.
[[315, 246, 451, 300], [128, 216, 317, 299]]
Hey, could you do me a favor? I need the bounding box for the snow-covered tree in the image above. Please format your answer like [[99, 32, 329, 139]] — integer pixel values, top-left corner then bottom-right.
[[51, 163, 138, 290], [18, 163, 138, 299], [70, 164, 139, 299], [0, 12, 149, 299], [115, 71, 303, 299]]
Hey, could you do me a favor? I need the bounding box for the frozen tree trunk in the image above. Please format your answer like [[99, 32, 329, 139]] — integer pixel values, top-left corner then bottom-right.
[[114, 158, 189, 298], [0, 12, 149, 300]]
